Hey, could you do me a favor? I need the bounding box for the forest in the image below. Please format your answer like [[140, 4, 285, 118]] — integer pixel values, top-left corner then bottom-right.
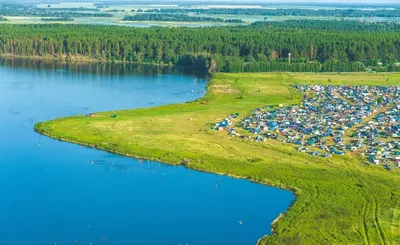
[[0, 4, 112, 17], [0, 22, 399, 73], [122, 14, 244, 23], [37, 7, 101, 12], [0, 9, 112, 17], [253, 20, 400, 32], [158, 8, 400, 17]]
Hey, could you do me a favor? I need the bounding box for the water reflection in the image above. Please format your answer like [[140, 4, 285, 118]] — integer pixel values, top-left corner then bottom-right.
[[0, 58, 294, 245], [0, 57, 206, 77]]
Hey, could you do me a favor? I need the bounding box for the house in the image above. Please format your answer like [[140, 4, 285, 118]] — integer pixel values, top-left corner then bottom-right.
[[234, 84, 400, 162]]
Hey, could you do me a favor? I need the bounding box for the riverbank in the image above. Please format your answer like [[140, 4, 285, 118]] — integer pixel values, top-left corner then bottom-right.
[[35, 72, 400, 244], [0, 54, 175, 67]]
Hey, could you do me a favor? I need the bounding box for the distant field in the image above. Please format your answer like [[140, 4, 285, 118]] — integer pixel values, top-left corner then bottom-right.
[[4, 15, 400, 26], [2, 2, 399, 26], [36, 72, 400, 244], [36, 2, 96, 8]]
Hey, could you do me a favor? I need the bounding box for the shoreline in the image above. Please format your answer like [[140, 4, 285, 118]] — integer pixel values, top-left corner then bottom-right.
[[33, 71, 400, 244], [0, 54, 174, 67], [2, 54, 399, 75], [34, 125, 298, 242], [34, 80, 298, 244], [34, 125, 298, 192]]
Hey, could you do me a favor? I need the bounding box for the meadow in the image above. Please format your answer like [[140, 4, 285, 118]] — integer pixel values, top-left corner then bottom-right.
[[35, 73, 400, 244]]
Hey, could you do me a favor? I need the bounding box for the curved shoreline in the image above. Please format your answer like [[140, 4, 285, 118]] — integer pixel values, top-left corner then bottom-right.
[[34, 72, 400, 244], [34, 124, 298, 244], [33, 70, 298, 244]]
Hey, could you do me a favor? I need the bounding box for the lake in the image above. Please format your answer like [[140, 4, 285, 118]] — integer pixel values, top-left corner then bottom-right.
[[0, 59, 294, 245]]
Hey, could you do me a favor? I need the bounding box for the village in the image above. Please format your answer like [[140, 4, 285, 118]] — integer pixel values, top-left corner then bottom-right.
[[215, 85, 400, 170]]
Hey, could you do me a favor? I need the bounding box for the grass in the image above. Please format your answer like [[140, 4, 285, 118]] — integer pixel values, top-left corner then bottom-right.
[[35, 72, 400, 245]]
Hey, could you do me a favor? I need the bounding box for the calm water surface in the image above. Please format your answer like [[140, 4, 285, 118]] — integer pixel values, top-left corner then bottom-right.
[[0, 59, 294, 245]]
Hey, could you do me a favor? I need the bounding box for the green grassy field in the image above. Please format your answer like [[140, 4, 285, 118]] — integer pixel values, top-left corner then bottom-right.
[[35, 72, 400, 245]]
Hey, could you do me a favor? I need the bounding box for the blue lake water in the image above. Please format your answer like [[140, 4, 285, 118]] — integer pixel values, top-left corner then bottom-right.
[[0, 59, 294, 245]]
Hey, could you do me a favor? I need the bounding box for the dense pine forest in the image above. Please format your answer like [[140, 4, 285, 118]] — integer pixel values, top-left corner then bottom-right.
[[1, 23, 400, 73], [122, 13, 244, 23], [254, 20, 400, 32]]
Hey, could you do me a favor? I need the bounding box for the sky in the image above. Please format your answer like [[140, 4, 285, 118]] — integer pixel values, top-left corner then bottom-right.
[[185, 0, 399, 3], [210, 0, 397, 2], [271, 0, 397, 2], [8, 0, 400, 4], [258, 0, 400, 4], [94, 0, 399, 3], [103, 0, 397, 3]]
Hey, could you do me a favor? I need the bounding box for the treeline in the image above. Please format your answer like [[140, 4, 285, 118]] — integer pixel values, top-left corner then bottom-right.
[[122, 14, 244, 23], [214, 56, 368, 73], [0, 9, 113, 17], [105, 9, 125, 13], [157, 8, 400, 17], [0, 24, 399, 73], [0, 57, 187, 77], [41, 17, 74, 22], [0, 4, 112, 17], [260, 3, 398, 9], [252, 20, 400, 32], [36, 7, 100, 12]]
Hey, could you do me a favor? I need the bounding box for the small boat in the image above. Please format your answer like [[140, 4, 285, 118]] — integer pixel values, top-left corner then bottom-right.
[[239, 221, 243, 225]]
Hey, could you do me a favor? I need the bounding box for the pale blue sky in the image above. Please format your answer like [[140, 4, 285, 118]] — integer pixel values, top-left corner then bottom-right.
[[198, 0, 398, 3], [10, 0, 400, 4], [143, 0, 398, 3], [125, 0, 398, 4]]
